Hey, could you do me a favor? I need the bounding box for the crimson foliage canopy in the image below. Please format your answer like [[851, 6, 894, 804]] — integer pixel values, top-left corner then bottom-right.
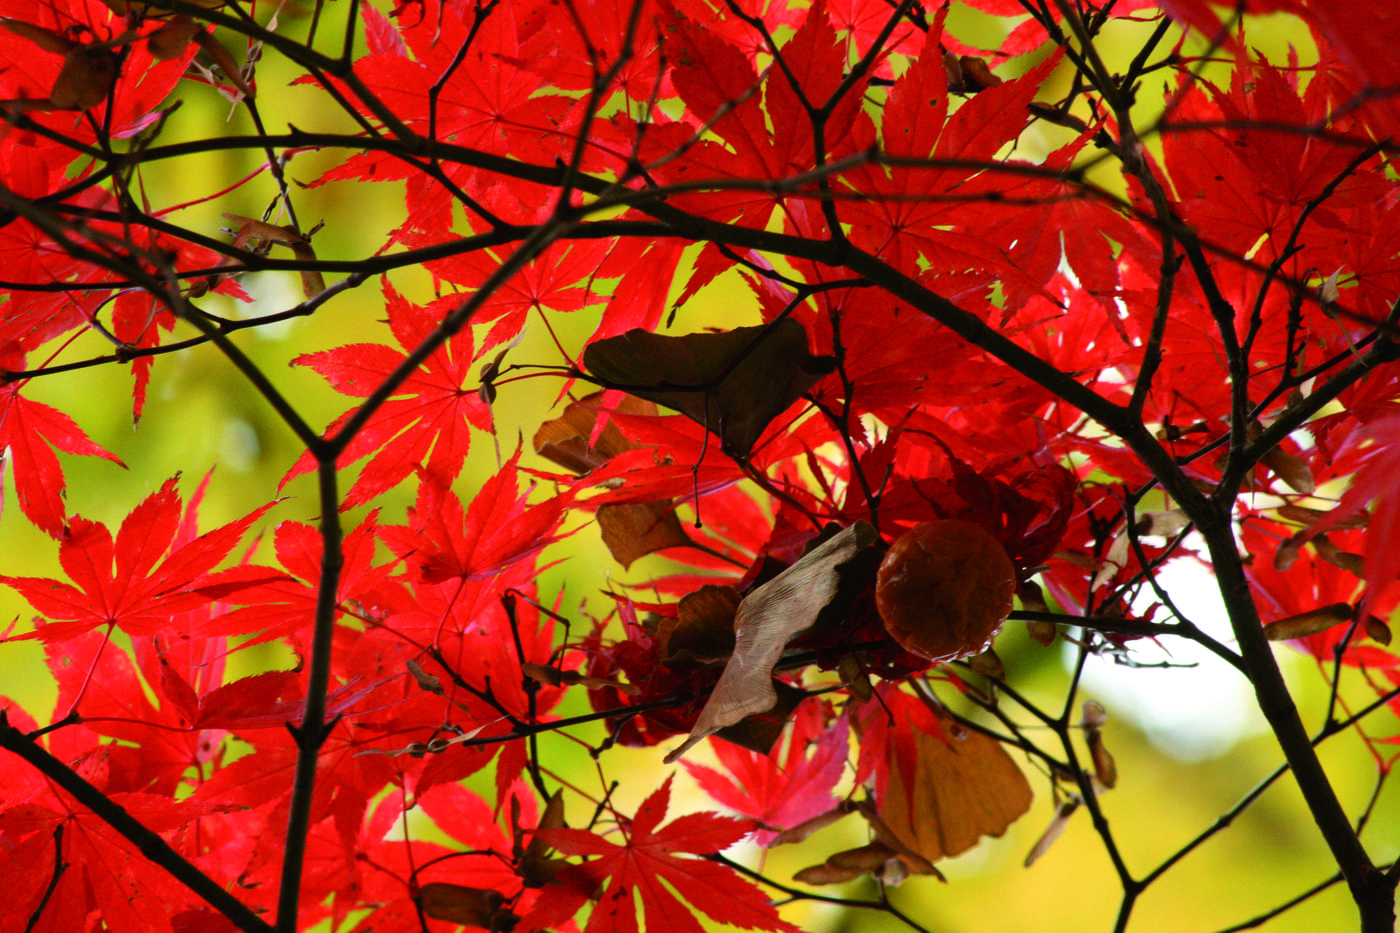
[[1, 0, 1398, 931]]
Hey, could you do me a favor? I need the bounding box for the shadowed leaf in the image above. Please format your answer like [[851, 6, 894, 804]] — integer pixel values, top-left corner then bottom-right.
[[583, 319, 836, 458]]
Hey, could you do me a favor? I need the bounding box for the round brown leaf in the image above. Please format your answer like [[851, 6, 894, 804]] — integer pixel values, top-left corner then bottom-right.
[[876, 520, 1016, 662]]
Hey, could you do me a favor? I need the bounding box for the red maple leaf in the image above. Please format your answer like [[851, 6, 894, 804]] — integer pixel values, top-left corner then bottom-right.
[[378, 453, 574, 585], [682, 702, 848, 845], [0, 355, 125, 538], [527, 776, 798, 933], [282, 282, 493, 508], [0, 476, 281, 642]]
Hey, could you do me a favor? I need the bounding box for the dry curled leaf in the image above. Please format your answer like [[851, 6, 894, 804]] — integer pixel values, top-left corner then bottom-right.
[[1261, 445, 1316, 495], [195, 28, 255, 98], [148, 16, 202, 60], [405, 658, 443, 694], [1025, 797, 1080, 867], [663, 522, 879, 762], [223, 213, 323, 297], [51, 46, 119, 110], [1081, 701, 1116, 790]]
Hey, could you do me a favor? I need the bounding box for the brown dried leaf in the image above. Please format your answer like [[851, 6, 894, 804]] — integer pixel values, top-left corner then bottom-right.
[[792, 862, 867, 886], [517, 791, 569, 888], [837, 655, 873, 702], [1026, 619, 1057, 646], [967, 647, 1004, 679], [50, 46, 118, 110], [597, 501, 691, 568], [288, 242, 325, 298], [879, 723, 1033, 862], [522, 662, 639, 695], [663, 523, 878, 762], [1273, 532, 1305, 572], [148, 16, 202, 60], [1024, 798, 1080, 867], [767, 801, 856, 847], [1263, 602, 1354, 641], [957, 55, 1002, 91], [1366, 615, 1393, 646], [1261, 446, 1316, 495], [1278, 503, 1368, 531], [583, 319, 836, 459], [417, 883, 514, 928], [405, 658, 443, 694], [532, 392, 656, 474], [1087, 731, 1117, 790], [658, 584, 740, 667], [828, 842, 902, 872], [1080, 700, 1108, 731], [1313, 534, 1365, 577]]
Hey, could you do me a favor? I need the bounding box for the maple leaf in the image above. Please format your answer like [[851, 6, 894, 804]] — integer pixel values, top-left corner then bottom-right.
[[378, 452, 573, 585], [682, 703, 848, 845], [0, 356, 125, 538], [527, 776, 799, 933], [0, 477, 281, 642], [282, 282, 493, 508]]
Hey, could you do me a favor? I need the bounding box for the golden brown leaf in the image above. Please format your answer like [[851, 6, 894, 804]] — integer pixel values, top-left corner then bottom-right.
[[597, 501, 690, 568], [1024, 798, 1080, 867], [879, 723, 1033, 862]]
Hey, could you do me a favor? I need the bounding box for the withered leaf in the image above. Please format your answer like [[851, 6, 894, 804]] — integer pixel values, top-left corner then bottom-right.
[[879, 723, 1033, 862], [417, 883, 516, 928], [1261, 445, 1316, 495], [1024, 797, 1080, 867], [597, 501, 691, 568], [533, 392, 656, 473], [1366, 615, 1393, 646], [223, 214, 324, 298], [147, 16, 202, 60], [1313, 534, 1365, 576], [195, 28, 255, 99], [582, 319, 836, 459], [663, 522, 879, 762], [658, 584, 741, 667], [0, 18, 79, 54], [1263, 602, 1354, 641], [534, 393, 689, 566], [50, 46, 118, 110], [768, 800, 856, 847], [713, 680, 807, 757]]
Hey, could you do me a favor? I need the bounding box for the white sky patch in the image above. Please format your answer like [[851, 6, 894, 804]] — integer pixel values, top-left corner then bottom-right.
[[1072, 554, 1270, 762]]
